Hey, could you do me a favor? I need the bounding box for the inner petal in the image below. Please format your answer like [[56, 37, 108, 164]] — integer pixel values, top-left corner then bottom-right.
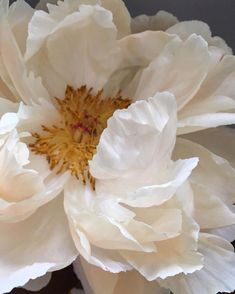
[[29, 85, 131, 187]]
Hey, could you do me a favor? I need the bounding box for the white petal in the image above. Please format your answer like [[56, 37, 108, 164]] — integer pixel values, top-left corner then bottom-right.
[[74, 257, 118, 294], [121, 215, 203, 281], [74, 257, 170, 294], [120, 158, 198, 208], [26, 4, 120, 95], [183, 127, 235, 167], [0, 196, 77, 293], [23, 272, 52, 291], [90, 92, 177, 180], [166, 20, 232, 54], [174, 138, 235, 206], [100, 0, 131, 38], [126, 34, 210, 110], [159, 233, 235, 294], [131, 11, 178, 33], [0, 19, 49, 104]]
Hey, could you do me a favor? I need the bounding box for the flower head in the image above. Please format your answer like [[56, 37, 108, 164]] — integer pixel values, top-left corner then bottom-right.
[[0, 0, 235, 293]]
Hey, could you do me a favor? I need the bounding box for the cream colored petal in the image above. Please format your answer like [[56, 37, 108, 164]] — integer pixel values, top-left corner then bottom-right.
[[131, 11, 178, 34], [0, 19, 49, 104], [121, 214, 203, 281], [74, 257, 118, 294], [182, 127, 235, 167], [178, 55, 235, 133], [64, 181, 155, 253], [0, 196, 77, 293], [126, 34, 210, 110], [36, 0, 130, 38], [90, 92, 177, 180], [119, 158, 198, 208], [74, 257, 170, 294], [178, 113, 235, 134], [26, 4, 120, 96], [100, 0, 131, 38], [8, 0, 34, 55], [23, 272, 52, 291], [166, 20, 232, 54], [174, 138, 235, 205], [191, 184, 235, 229], [159, 233, 235, 294]]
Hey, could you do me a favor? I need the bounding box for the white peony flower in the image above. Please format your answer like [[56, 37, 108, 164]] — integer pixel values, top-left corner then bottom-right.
[[0, 0, 235, 293]]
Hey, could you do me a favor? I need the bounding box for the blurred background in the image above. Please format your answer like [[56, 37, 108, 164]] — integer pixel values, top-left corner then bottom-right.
[[10, 0, 235, 293]]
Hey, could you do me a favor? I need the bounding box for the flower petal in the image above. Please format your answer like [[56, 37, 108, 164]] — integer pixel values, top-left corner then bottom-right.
[[126, 34, 210, 110], [0, 196, 77, 293], [174, 138, 235, 206], [121, 215, 203, 281], [159, 233, 235, 294], [26, 3, 120, 96], [90, 92, 177, 180], [183, 127, 235, 167], [166, 20, 232, 54], [131, 11, 178, 34], [74, 257, 170, 294], [0, 17, 49, 104], [23, 272, 52, 291]]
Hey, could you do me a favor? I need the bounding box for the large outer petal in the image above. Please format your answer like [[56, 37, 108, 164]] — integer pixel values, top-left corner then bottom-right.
[[74, 257, 170, 294], [124, 34, 210, 110], [25, 3, 121, 97], [159, 233, 235, 294], [0, 196, 77, 293], [90, 92, 177, 180]]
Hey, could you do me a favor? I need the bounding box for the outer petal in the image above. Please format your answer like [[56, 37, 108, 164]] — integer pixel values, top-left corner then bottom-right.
[[23, 272, 52, 291], [90, 92, 177, 180], [131, 11, 178, 34], [25, 3, 121, 97], [178, 55, 235, 134], [174, 138, 235, 206], [74, 257, 170, 294], [166, 20, 232, 54], [183, 127, 235, 167], [0, 196, 77, 294], [0, 17, 49, 104], [159, 233, 235, 294], [125, 34, 210, 110]]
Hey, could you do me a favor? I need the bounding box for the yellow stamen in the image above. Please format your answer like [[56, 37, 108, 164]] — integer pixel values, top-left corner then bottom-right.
[[30, 85, 131, 188]]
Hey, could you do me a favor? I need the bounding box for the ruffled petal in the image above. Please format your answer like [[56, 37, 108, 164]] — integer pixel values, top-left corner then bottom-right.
[[174, 138, 235, 206], [131, 11, 178, 33], [166, 20, 232, 54], [159, 233, 235, 294], [0, 16, 49, 104], [125, 34, 210, 110], [90, 92, 177, 180], [0, 196, 77, 293], [26, 3, 120, 97], [120, 214, 203, 281]]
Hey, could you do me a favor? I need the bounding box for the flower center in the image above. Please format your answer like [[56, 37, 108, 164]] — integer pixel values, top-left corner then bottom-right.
[[30, 85, 131, 188]]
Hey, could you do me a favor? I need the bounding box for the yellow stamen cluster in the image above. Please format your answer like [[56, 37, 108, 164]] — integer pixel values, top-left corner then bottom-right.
[[30, 85, 131, 188]]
